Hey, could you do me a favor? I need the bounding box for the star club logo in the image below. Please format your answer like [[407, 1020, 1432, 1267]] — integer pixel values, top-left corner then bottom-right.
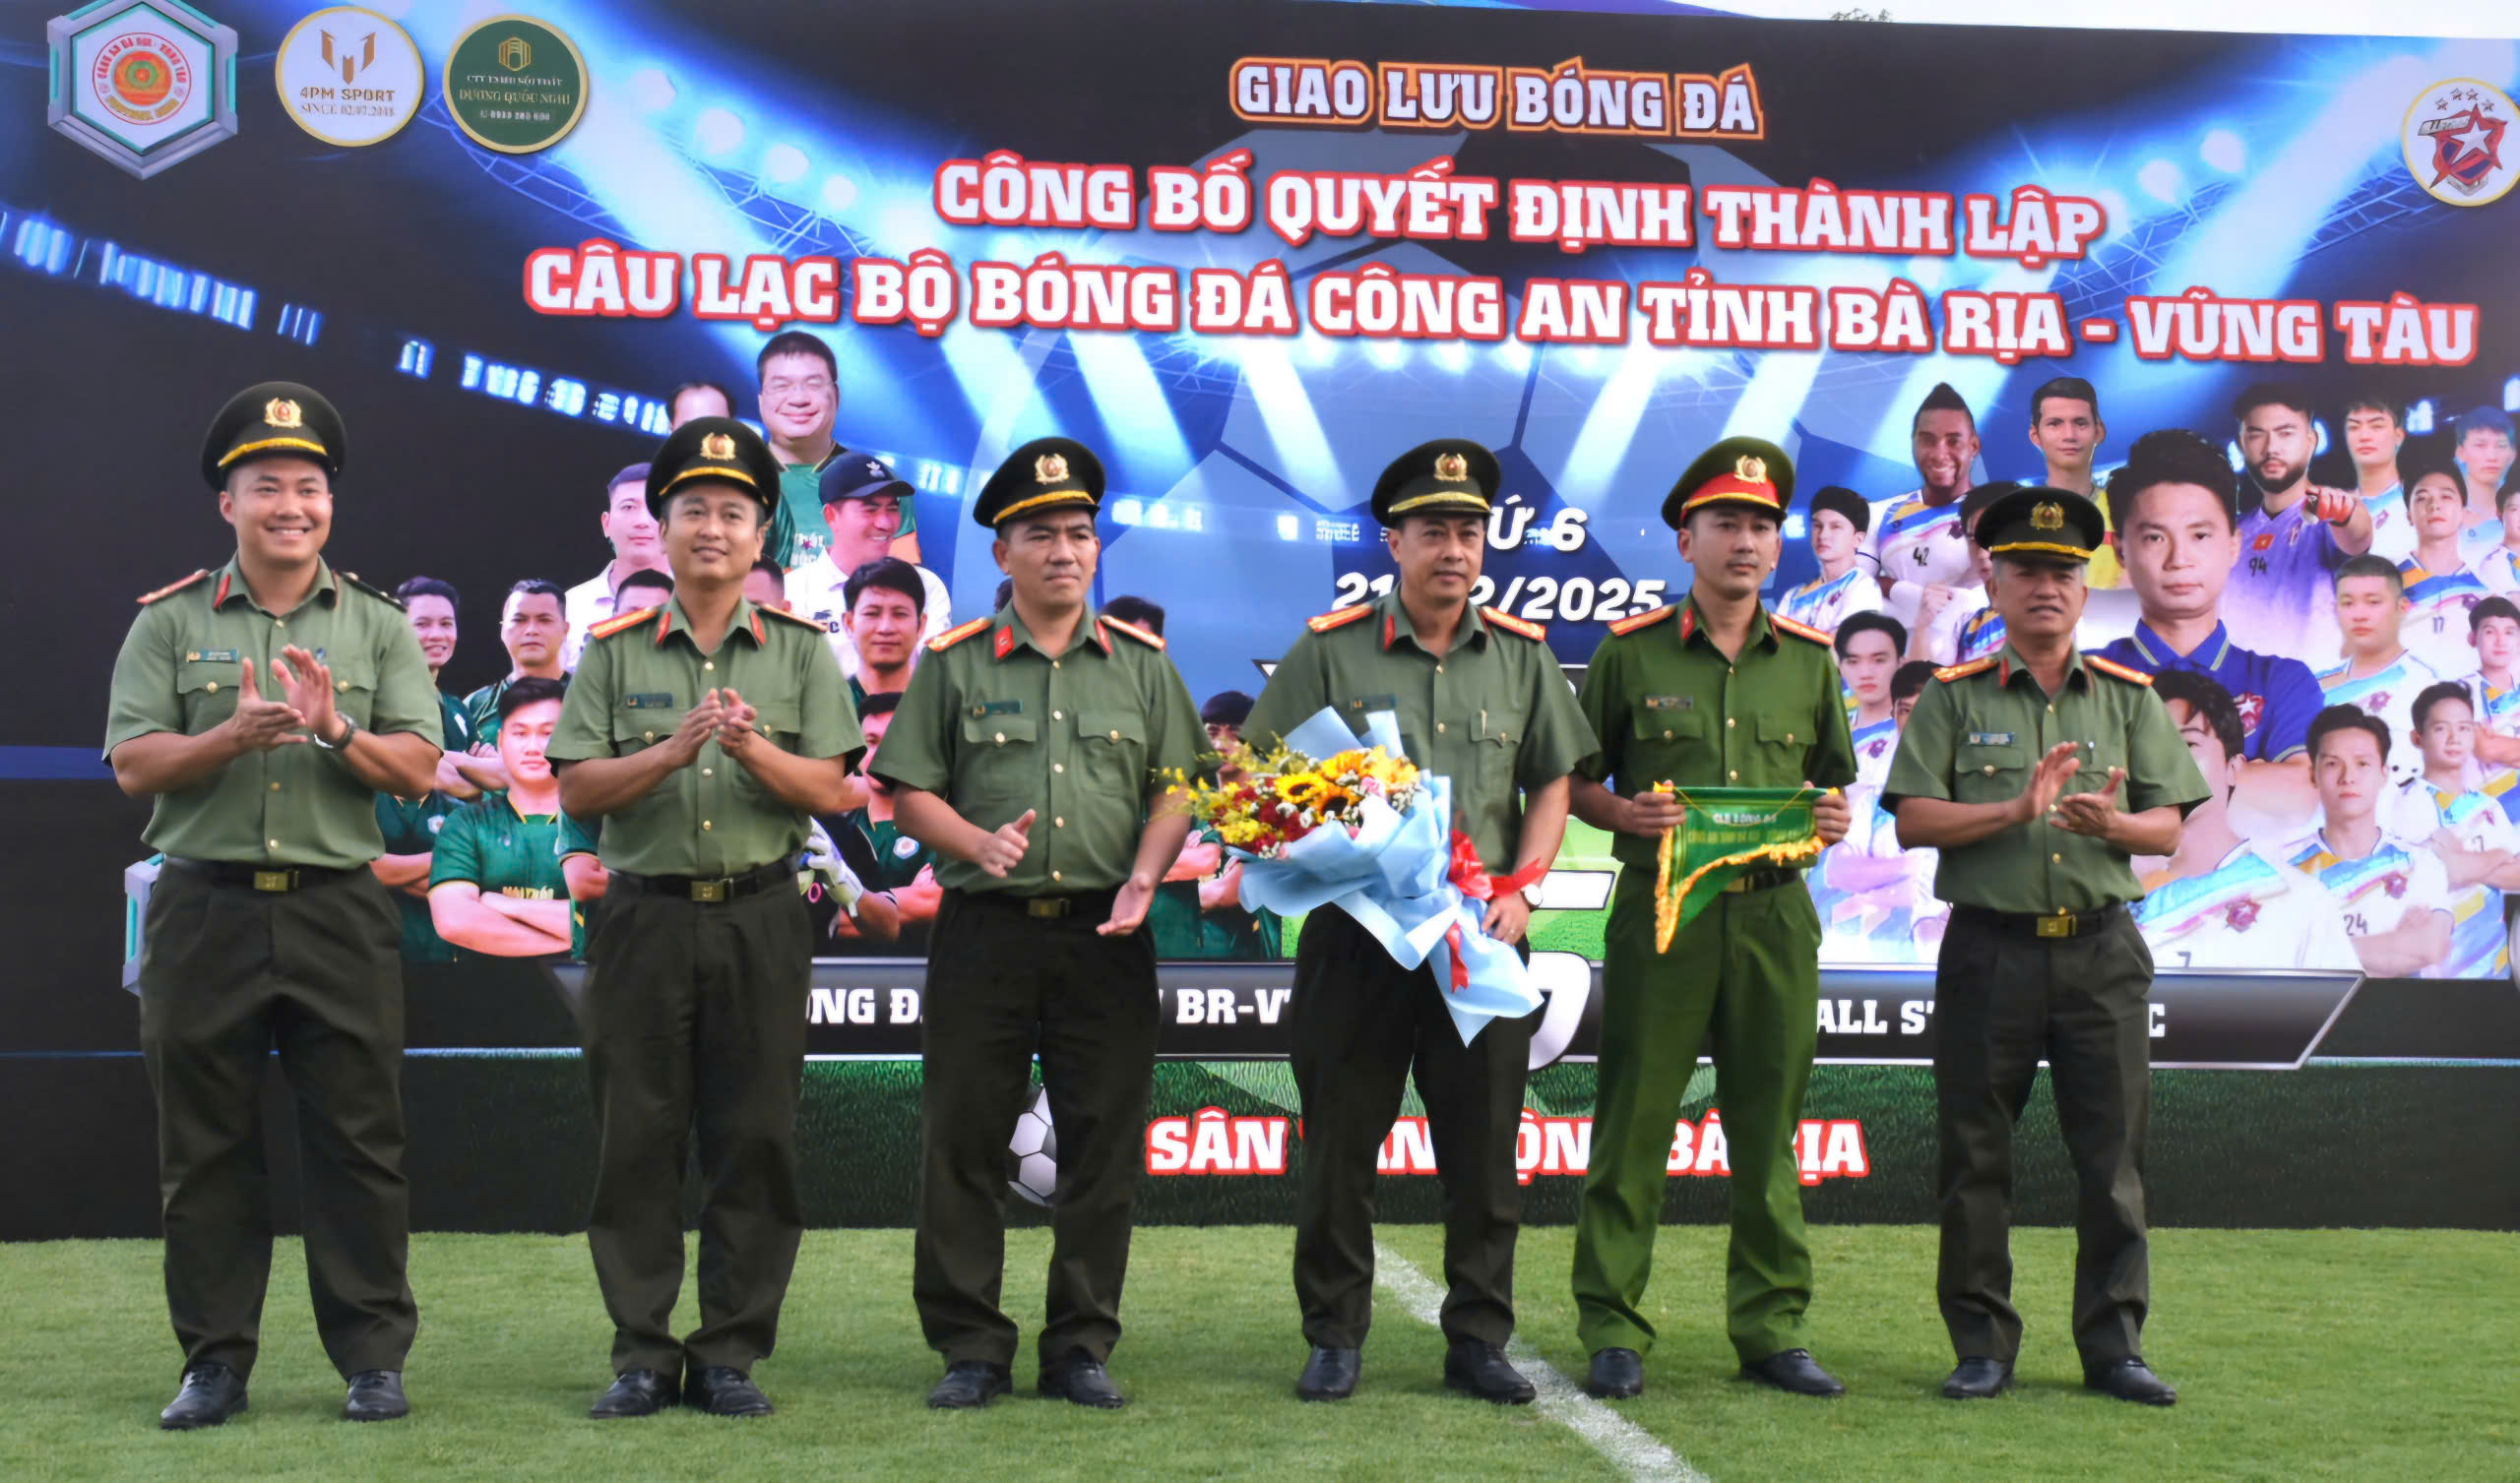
[[2234, 691, 2265, 732], [2223, 898, 2260, 933], [2382, 872, 2409, 899], [2405, 79, 2520, 207]]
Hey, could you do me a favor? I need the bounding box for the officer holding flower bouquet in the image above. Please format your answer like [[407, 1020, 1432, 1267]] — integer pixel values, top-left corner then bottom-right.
[[1241, 439, 1594, 1405], [1565, 438, 1858, 1403]]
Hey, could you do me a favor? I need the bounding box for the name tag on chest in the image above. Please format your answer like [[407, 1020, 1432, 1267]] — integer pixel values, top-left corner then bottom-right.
[[1965, 731, 2015, 746], [624, 693, 678, 710], [186, 649, 241, 663], [1644, 695, 1691, 711]]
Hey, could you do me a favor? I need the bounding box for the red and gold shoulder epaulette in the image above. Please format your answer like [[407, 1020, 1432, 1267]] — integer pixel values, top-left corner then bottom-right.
[[1306, 605, 1375, 635], [1770, 612, 1831, 646], [1481, 606, 1546, 642], [759, 605, 825, 631], [1934, 656, 1998, 683], [137, 570, 210, 605], [589, 605, 662, 642], [1606, 604, 1675, 637], [2086, 653, 2155, 687], [1100, 614, 1165, 649], [928, 615, 992, 652]]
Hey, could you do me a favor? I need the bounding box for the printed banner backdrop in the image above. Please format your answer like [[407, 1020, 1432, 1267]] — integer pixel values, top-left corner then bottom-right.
[[5, 0, 2518, 1237]]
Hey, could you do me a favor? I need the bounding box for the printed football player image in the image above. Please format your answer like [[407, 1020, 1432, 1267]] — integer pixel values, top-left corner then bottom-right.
[[2221, 384, 2373, 662], [2281, 706, 2453, 978], [1813, 659, 1946, 963], [2317, 556, 2441, 782], [2389, 682, 2520, 980], [1776, 485, 1883, 635], [427, 679, 580, 958], [2339, 393, 2413, 564], [2129, 672, 2358, 973], [2395, 452, 2490, 680], [1834, 612, 1906, 781], [1861, 382, 1981, 633]]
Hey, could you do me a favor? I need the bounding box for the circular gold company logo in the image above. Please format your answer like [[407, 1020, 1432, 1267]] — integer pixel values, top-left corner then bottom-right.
[[444, 13, 588, 155]]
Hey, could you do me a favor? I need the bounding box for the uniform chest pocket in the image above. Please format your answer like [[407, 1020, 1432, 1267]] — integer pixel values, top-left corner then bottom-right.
[[1955, 737, 2027, 802], [326, 658, 378, 729], [1626, 708, 1708, 788], [613, 694, 683, 755], [959, 711, 1041, 804], [746, 700, 802, 751], [1753, 713, 1807, 759], [1471, 710, 1523, 794], [2059, 732, 2126, 800], [176, 659, 243, 729], [1076, 709, 1149, 795]]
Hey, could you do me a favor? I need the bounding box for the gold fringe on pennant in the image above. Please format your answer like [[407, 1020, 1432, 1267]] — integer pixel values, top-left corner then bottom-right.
[[1650, 782, 1826, 954]]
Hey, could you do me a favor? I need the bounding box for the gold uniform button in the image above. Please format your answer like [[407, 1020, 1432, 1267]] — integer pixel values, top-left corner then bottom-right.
[[205, 682, 220, 694], [1436, 721, 1446, 733], [267, 837, 279, 849], [704, 661, 716, 672], [994, 732, 1006, 745], [644, 730, 657, 742], [336, 679, 349, 693], [1982, 764, 1995, 776], [1053, 763, 1065, 774], [274, 619, 285, 630], [1786, 732, 1796, 744], [2050, 852, 2061, 863], [268, 781, 281, 792], [1662, 729, 1673, 740], [702, 821, 714, 832], [1051, 659, 1062, 670], [1053, 711, 1064, 721], [1054, 817, 1065, 828], [1050, 870, 1063, 883], [702, 768, 714, 778], [1728, 770, 1738, 781], [1726, 717, 1735, 729], [1435, 663, 1445, 674], [1108, 729, 1120, 741]]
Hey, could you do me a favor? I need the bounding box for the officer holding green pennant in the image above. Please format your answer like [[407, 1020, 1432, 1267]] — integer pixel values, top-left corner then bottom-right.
[[1880, 485, 2205, 1408], [1567, 438, 1858, 1402], [549, 416, 862, 1421]]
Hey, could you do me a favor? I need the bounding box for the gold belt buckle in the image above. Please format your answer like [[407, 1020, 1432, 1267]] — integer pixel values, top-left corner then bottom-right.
[[690, 879, 730, 903], [252, 869, 292, 893], [1027, 896, 1070, 919], [2035, 910, 2075, 939]]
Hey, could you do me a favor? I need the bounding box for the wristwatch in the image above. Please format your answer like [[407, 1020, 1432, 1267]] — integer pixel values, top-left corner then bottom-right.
[[312, 714, 359, 751]]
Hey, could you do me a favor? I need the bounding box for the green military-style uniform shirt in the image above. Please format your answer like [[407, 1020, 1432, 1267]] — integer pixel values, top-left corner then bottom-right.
[[1241, 589, 1594, 869], [548, 595, 861, 877], [104, 557, 441, 869], [1575, 599, 1859, 867], [1882, 644, 2208, 913], [462, 675, 552, 749], [870, 604, 1206, 895]]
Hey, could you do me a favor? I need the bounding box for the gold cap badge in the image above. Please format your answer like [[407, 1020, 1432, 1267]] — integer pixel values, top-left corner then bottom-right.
[[2031, 501, 2065, 531], [1433, 451, 1470, 482], [264, 399, 303, 429], [1734, 455, 1768, 485], [1035, 453, 1069, 485], [700, 432, 736, 461]]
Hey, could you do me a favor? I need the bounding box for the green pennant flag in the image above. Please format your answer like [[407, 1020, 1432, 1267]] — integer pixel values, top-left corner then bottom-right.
[[1654, 785, 1826, 952]]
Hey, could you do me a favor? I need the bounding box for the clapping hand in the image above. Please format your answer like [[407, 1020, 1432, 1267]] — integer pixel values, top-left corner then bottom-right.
[[223, 659, 307, 752], [2051, 766, 2126, 838]]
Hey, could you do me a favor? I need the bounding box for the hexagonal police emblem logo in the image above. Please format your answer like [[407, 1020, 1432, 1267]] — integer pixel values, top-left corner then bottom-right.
[[47, 0, 238, 179]]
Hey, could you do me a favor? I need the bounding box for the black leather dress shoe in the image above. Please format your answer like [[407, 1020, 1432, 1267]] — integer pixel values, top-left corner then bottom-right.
[[1040, 1350, 1126, 1409], [159, 1363, 248, 1430], [1586, 1347, 1644, 1399], [685, 1366, 774, 1417], [1941, 1357, 2015, 1399], [2085, 1358, 2177, 1406], [591, 1368, 680, 1419], [1295, 1345, 1360, 1401], [344, 1370, 410, 1422], [926, 1361, 1012, 1410], [1740, 1348, 1846, 1397], [1443, 1342, 1537, 1404]]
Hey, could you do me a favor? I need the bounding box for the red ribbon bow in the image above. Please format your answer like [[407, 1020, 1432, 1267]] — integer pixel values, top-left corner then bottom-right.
[[1440, 832, 1550, 991]]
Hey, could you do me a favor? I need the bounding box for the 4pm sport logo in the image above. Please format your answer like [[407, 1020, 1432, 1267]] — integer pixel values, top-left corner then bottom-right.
[[2404, 78, 2519, 208], [275, 6, 424, 147], [46, 0, 238, 179]]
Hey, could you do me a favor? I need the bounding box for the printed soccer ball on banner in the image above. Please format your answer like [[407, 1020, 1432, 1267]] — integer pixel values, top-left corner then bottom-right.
[[1006, 1084, 1058, 1207]]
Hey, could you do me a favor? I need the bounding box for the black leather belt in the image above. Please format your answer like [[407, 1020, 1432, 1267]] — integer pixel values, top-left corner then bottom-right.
[[1722, 865, 1801, 896], [166, 858, 361, 893], [949, 886, 1122, 921], [611, 860, 793, 903], [1950, 903, 2124, 942]]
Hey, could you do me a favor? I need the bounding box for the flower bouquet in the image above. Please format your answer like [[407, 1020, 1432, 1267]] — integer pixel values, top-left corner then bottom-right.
[[1180, 706, 1543, 1044]]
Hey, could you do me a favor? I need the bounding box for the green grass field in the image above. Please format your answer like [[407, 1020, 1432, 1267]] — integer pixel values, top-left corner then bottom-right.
[[3, 1225, 2511, 1481]]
